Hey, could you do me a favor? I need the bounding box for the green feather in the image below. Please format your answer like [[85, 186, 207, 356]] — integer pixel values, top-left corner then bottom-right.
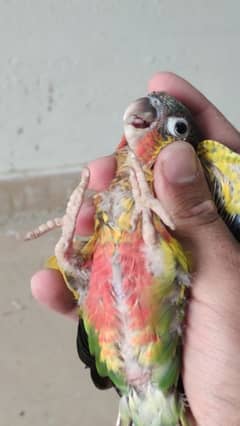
[[157, 352, 181, 390], [153, 333, 179, 364], [84, 319, 128, 393], [84, 320, 108, 377]]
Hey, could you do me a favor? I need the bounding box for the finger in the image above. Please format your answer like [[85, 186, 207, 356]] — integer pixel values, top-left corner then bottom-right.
[[88, 155, 116, 191], [75, 199, 95, 235], [148, 72, 240, 152], [31, 269, 78, 319], [153, 141, 236, 267]]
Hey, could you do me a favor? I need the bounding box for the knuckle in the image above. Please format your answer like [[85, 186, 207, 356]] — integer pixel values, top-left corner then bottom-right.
[[188, 199, 219, 224], [176, 198, 220, 227]]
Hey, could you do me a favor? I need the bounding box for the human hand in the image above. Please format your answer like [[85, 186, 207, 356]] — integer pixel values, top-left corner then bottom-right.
[[151, 73, 240, 426], [31, 72, 240, 426]]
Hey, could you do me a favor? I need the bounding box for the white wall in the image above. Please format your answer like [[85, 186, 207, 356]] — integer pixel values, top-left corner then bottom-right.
[[0, 0, 239, 178]]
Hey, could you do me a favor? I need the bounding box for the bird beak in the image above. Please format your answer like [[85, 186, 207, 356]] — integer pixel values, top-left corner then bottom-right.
[[123, 97, 157, 129]]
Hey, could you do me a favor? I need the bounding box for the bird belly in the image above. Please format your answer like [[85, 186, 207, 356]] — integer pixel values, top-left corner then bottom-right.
[[83, 225, 185, 391]]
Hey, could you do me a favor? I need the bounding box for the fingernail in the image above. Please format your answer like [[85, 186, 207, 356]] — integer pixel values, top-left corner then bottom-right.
[[160, 142, 198, 184]]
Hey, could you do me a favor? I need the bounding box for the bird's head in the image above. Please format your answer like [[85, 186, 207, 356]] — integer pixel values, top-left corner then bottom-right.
[[121, 92, 200, 166]]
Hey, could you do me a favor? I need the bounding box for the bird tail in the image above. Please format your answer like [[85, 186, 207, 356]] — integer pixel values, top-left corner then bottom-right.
[[116, 385, 190, 426]]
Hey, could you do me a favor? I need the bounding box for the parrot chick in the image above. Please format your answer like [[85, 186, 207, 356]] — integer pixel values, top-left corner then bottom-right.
[[26, 92, 240, 426]]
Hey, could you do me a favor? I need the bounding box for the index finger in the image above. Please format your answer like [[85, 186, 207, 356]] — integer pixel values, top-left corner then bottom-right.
[[148, 72, 240, 152]]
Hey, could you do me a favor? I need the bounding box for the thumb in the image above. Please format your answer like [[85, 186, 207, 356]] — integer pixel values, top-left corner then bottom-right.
[[154, 141, 231, 246]]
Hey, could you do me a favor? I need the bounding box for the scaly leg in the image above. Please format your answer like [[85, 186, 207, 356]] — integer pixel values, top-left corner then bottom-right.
[[25, 168, 91, 298], [128, 151, 175, 246], [54, 167, 90, 279], [24, 168, 90, 243], [24, 217, 63, 240], [54, 167, 91, 301]]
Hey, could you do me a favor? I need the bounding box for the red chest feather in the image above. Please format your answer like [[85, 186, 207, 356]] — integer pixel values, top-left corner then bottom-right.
[[85, 232, 155, 338]]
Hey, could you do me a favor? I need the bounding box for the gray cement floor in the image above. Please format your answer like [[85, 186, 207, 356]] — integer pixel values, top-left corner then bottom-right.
[[0, 213, 118, 426]]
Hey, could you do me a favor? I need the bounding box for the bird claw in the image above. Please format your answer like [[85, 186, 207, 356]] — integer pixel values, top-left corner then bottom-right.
[[128, 152, 175, 245]]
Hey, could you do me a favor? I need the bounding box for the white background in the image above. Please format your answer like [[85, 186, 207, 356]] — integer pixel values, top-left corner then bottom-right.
[[0, 0, 239, 177]]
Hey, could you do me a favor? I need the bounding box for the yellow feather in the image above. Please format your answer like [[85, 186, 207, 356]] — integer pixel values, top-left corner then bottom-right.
[[198, 139, 240, 215], [45, 256, 80, 301]]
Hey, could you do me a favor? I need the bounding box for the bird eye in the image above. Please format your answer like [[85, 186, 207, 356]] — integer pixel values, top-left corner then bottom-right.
[[167, 117, 190, 138]]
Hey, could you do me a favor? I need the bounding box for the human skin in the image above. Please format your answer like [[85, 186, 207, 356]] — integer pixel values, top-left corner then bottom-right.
[[31, 72, 240, 426]]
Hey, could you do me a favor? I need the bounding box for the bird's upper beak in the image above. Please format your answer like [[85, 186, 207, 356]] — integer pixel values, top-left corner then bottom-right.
[[123, 97, 157, 129]]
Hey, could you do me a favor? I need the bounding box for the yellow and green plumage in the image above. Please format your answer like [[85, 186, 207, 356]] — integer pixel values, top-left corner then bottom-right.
[[43, 93, 240, 426], [197, 139, 240, 238]]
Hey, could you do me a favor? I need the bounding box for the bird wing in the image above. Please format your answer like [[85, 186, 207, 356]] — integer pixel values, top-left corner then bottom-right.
[[197, 139, 240, 239]]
